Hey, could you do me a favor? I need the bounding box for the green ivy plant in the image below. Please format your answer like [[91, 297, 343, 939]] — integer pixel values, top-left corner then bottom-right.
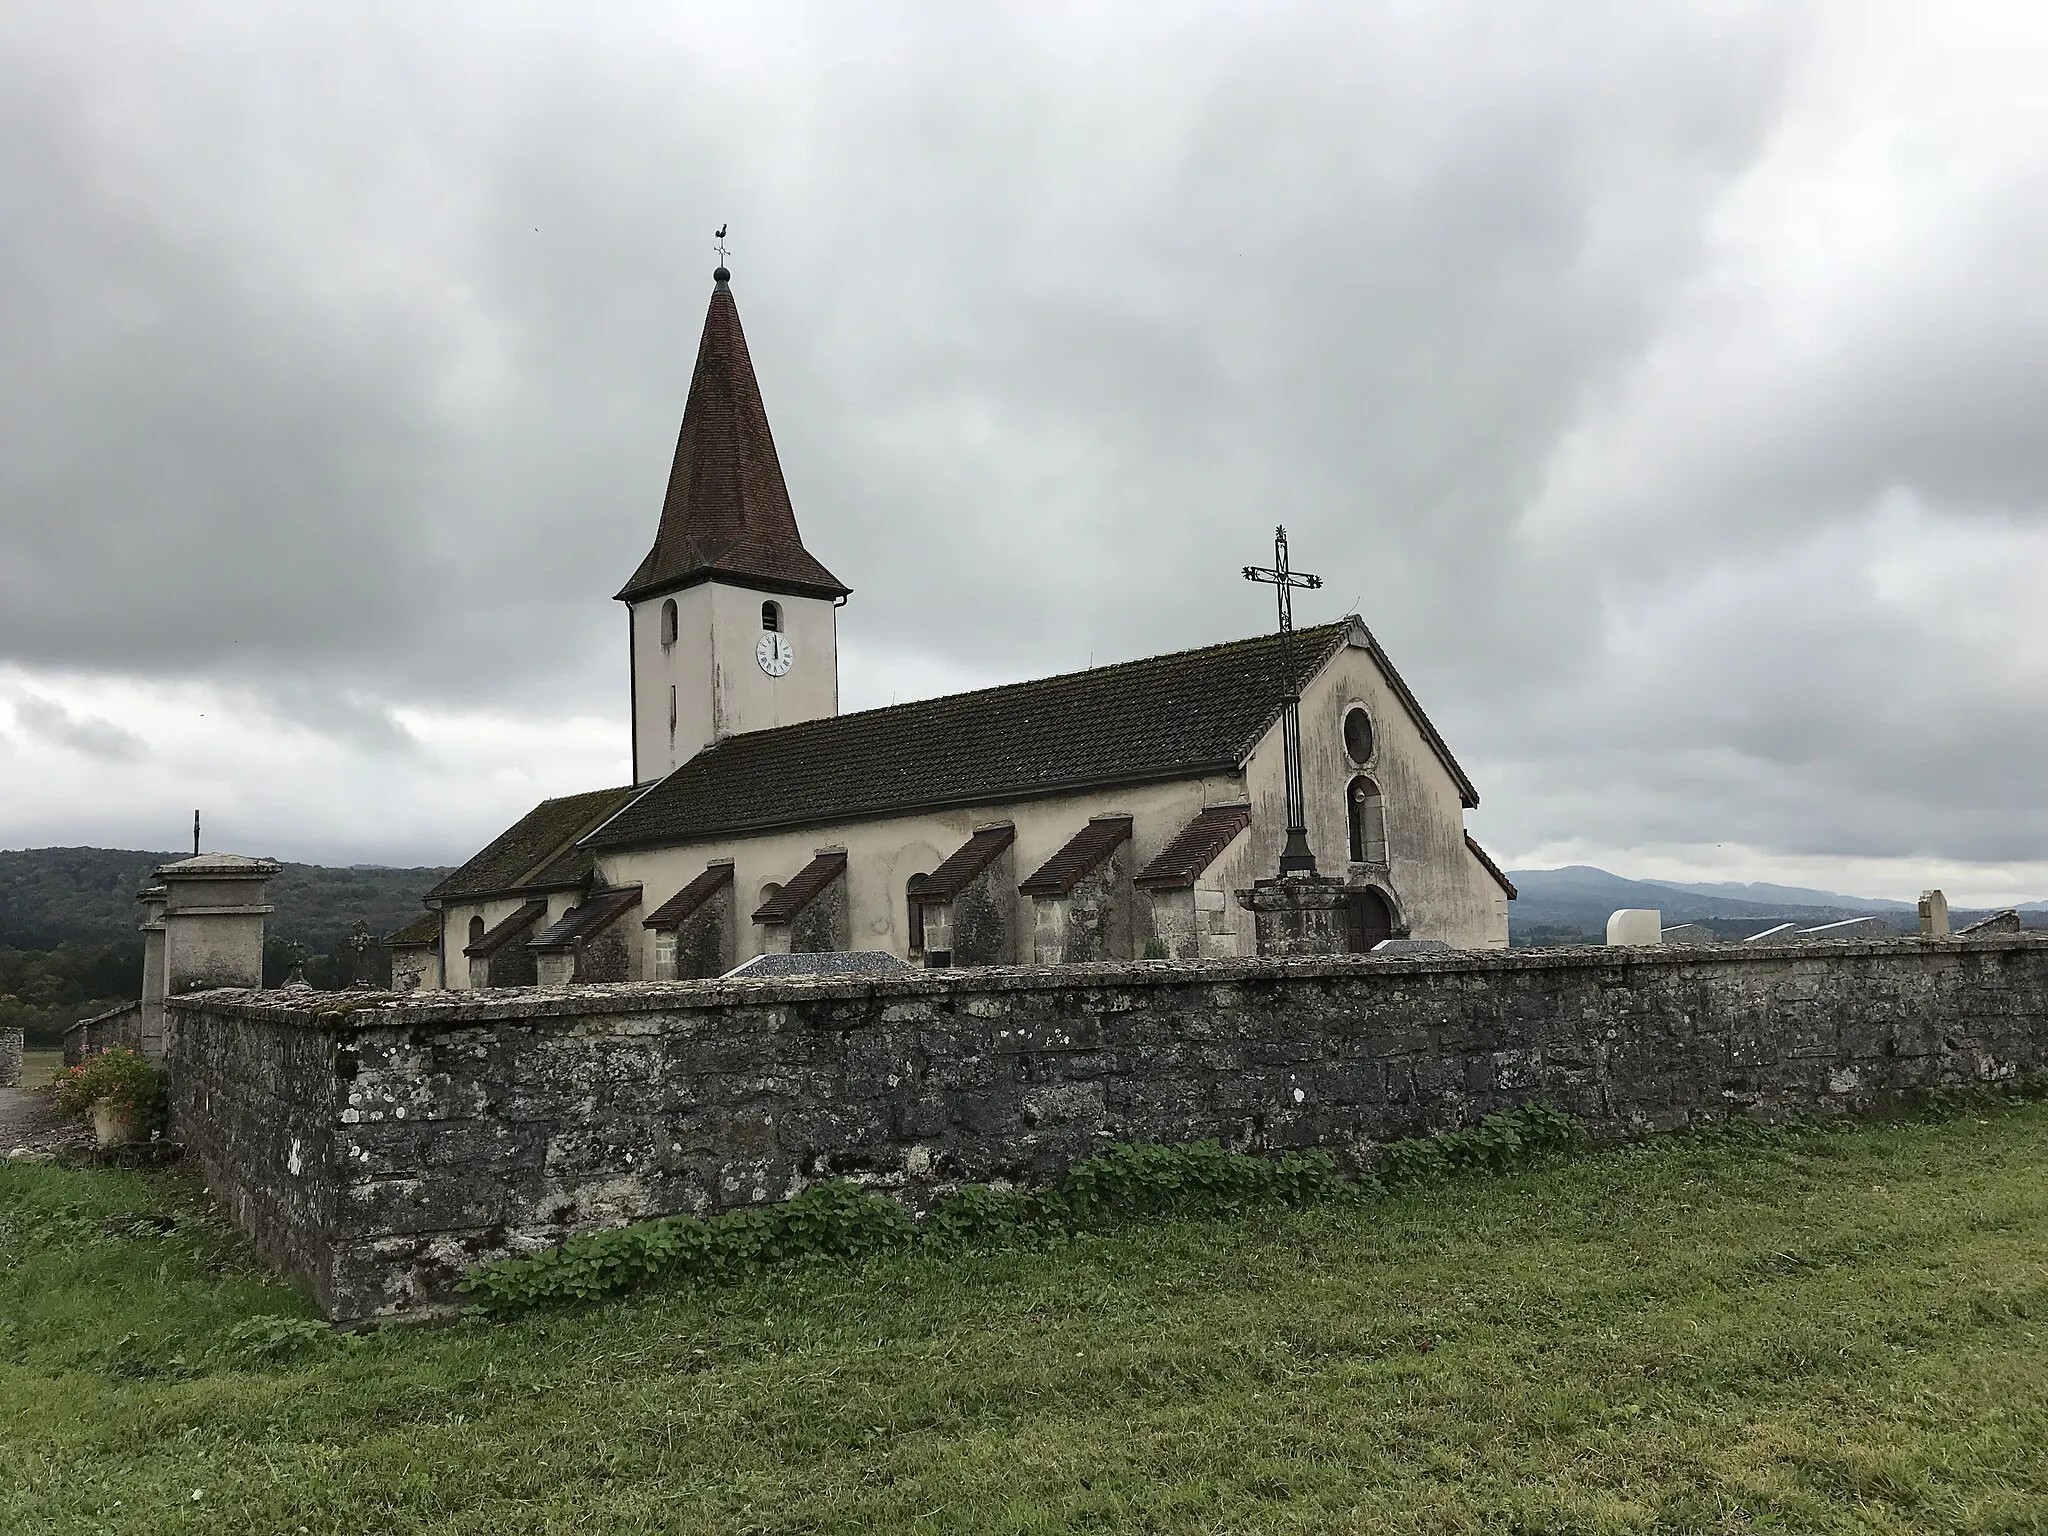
[[460, 1104, 1587, 1313]]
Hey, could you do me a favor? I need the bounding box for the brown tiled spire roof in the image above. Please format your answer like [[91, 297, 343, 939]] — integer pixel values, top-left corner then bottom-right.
[[616, 270, 849, 605]]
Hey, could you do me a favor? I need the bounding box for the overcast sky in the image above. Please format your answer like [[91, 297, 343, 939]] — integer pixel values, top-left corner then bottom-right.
[[2, 1, 2044, 902]]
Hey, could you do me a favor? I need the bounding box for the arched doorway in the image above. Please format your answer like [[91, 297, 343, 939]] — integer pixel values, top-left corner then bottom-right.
[[1343, 887, 1395, 952]]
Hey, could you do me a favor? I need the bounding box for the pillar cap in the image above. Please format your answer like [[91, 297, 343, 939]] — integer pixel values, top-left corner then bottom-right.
[[154, 853, 281, 880]]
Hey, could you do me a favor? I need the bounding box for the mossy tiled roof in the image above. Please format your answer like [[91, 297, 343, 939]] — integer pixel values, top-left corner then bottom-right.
[[426, 785, 639, 904], [384, 910, 442, 948], [588, 624, 1356, 851]]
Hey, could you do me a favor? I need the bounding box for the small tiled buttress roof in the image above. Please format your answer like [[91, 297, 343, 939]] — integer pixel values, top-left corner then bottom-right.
[[753, 851, 848, 923], [528, 885, 643, 953], [1134, 805, 1252, 890], [1020, 816, 1133, 897], [643, 862, 735, 931], [590, 624, 1357, 851], [464, 900, 548, 959], [909, 825, 1015, 903], [616, 272, 849, 606], [1465, 833, 1517, 900], [426, 785, 640, 904]]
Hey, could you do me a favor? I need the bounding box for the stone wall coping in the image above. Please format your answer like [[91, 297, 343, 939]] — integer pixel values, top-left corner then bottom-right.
[[165, 931, 2048, 1031]]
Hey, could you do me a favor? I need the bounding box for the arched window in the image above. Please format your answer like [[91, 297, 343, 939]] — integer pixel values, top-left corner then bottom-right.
[[761, 601, 781, 633], [758, 882, 782, 910], [906, 873, 930, 951], [660, 599, 678, 646], [1343, 706, 1374, 765], [1348, 776, 1387, 863], [467, 915, 485, 947]]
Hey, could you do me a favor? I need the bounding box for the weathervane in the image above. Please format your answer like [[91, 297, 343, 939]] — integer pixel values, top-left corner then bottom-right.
[[713, 223, 730, 267], [1243, 525, 1323, 877]]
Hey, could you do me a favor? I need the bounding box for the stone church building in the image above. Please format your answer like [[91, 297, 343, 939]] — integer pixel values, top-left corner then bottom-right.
[[392, 267, 1513, 990]]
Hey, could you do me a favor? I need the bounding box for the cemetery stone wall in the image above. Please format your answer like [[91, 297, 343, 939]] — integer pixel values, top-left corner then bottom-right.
[[164, 934, 2048, 1325]]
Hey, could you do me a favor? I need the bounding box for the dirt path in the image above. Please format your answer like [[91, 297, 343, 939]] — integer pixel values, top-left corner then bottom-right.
[[2, 1082, 84, 1159]]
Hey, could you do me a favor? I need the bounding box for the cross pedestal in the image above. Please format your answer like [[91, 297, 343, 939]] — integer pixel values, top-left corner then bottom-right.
[[1237, 875, 1352, 959]]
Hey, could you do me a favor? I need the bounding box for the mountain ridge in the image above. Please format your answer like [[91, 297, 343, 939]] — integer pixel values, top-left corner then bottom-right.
[[0, 846, 448, 953], [1503, 864, 2042, 945]]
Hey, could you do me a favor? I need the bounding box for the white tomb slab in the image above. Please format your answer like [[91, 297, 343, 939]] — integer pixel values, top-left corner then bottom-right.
[[1606, 909, 1663, 947]]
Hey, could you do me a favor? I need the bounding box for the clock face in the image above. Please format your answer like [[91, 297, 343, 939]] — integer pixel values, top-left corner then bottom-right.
[[757, 631, 794, 677]]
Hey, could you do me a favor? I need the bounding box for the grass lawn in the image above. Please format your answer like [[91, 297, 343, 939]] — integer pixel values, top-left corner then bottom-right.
[[18, 1049, 62, 1090], [4, 1102, 2046, 1535]]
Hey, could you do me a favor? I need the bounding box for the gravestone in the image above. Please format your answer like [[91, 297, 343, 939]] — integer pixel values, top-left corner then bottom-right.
[[1606, 909, 1662, 947], [1659, 923, 1718, 946], [1956, 909, 2021, 937], [1793, 916, 1897, 941], [1919, 889, 1950, 938]]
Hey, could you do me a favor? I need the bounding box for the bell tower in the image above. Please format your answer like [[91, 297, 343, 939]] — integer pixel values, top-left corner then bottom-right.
[[619, 266, 849, 783]]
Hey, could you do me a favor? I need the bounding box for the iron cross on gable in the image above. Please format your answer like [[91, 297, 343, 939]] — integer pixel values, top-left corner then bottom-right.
[[1242, 525, 1322, 635], [1243, 525, 1323, 876]]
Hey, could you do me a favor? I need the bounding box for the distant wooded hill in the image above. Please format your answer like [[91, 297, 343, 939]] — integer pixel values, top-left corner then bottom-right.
[[0, 847, 449, 953], [1504, 865, 2043, 946]]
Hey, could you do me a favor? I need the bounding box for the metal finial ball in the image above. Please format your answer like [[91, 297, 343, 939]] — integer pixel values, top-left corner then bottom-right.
[[713, 266, 730, 284]]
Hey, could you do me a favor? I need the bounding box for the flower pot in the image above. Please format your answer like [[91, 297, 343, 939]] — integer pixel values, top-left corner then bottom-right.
[[90, 1097, 138, 1148]]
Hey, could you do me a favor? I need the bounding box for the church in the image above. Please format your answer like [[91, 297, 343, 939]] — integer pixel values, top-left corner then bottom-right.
[[390, 266, 1514, 990]]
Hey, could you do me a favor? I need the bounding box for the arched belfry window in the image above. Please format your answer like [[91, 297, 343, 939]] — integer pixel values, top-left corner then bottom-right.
[[1348, 776, 1387, 864], [660, 599, 678, 646], [468, 915, 485, 947], [761, 601, 781, 633]]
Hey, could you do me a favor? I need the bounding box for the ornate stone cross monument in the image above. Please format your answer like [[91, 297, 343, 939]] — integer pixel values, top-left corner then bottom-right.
[[1236, 526, 1354, 958], [1242, 525, 1323, 878]]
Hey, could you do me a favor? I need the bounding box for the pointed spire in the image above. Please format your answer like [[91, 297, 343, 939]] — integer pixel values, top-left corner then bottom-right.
[[617, 269, 849, 605]]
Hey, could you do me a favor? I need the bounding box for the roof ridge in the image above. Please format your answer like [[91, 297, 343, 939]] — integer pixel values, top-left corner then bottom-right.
[[680, 619, 1353, 762]]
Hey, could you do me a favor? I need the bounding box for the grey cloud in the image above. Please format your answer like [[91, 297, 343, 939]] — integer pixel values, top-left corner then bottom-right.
[[0, 2, 2042, 878], [246, 683, 423, 758], [13, 695, 149, 763]]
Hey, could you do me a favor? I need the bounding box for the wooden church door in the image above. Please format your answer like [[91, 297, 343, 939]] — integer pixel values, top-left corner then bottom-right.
[[1344, 888, 1394, 952]]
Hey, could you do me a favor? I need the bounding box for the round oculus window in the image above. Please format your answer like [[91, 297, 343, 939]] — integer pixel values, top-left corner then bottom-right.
[[1343, 707, 1375, 764]]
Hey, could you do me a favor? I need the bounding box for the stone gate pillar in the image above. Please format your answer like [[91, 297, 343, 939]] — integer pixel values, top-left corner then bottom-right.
[[144, 854, 279, 1060]]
